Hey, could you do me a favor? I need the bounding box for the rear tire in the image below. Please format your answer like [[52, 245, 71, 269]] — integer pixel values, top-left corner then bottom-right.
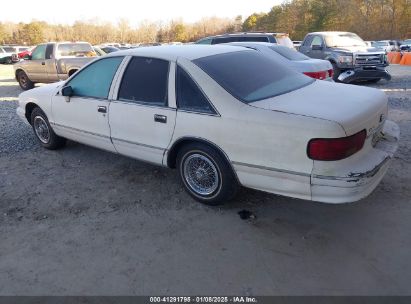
[[177, 143, 239, 205], [17, 71, 35, 90], [31, 107, 66, 150]]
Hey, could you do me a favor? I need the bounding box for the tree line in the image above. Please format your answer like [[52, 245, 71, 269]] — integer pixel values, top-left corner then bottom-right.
[[244, 0, 411, 40], [0, 0, 410, 46], [0, 17, 242, 45]]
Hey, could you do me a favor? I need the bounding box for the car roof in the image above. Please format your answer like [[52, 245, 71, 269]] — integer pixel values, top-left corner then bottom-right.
[[226, 41, 280, 48], [308, 31, 357, 36], [104, 44, 248, 61]]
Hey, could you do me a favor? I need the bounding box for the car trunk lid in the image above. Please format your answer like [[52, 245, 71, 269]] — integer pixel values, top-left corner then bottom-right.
[[249, 80, 388, 138]]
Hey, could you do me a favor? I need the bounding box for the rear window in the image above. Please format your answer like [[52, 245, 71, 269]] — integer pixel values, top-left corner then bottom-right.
[[57, 43, 94, 57], [269, 45, 309, 61], [194, 50, 313, 103]]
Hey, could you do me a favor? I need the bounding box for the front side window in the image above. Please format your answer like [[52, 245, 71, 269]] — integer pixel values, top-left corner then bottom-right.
[[176, 66, 215, 114], [67, 57, 123, 99], [310, 36, 323, 47], [194, 50, 313, 103], [118, 57, 169, 106], [31, 45, 47, 60]]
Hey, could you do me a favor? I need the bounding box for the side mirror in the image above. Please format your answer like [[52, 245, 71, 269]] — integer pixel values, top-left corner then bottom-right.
[[61, 86, 73, 102], [312, 45, 323, 51], [24, 54, 32, 60]]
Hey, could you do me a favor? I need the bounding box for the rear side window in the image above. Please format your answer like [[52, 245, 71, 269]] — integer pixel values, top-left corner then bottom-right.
[[176, 66, 215, 114], [45, 44, 53, 59], [237, 36, 269, 42], [118, 57, 169, 106], [68, 57, 123, 99], [194, 50, 313, 103], [212, 37, 235, 44]]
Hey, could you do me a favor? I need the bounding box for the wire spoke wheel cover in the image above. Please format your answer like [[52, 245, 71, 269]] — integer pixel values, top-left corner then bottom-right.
[[33, 116, 51, 144], [183, 153, 220, 196]]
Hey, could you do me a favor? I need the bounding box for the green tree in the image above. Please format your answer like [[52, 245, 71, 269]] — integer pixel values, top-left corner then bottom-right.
[[22, 22, 44, 45]]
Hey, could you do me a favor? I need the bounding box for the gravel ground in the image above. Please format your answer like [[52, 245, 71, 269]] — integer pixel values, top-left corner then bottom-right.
[[0, 64, 410, 295]]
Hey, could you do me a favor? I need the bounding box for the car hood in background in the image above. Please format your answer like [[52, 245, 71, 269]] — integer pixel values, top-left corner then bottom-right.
[[249, 80, 387, 136]]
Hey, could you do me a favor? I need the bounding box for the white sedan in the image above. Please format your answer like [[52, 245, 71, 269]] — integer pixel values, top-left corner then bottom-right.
[[228, 42, 334, 81], [17, 45, 399, 205]]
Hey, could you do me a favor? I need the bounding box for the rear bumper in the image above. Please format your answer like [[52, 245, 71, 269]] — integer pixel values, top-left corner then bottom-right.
[[311, 120, 400, 204], [338, 66, 391, 83]]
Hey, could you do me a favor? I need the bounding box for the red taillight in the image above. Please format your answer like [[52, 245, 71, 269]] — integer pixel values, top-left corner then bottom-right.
[[307, 130, 367, 161], [303, 71, 328, 80], [328, 69, 334, 78]]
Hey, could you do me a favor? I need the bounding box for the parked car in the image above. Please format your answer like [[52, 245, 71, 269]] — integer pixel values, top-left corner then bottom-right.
[[293, 40, 302, 49], [227, 42, 333, 80], [400, 39, 411, 52], [195, 32, 295, 49], [16, 45, 399, 205], [93, 46, 107, 56], [0, 46, 17, 64], [14, 42, 97, 90], [371, 40, 400, 52], [11, 46, 32, 63], [299, 32, 390, 83]]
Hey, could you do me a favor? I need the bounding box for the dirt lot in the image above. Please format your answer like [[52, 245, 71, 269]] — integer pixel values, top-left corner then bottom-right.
[[0, 64, 410, 295]]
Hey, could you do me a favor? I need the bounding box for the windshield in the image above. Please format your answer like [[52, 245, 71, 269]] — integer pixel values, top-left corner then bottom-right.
[[373, 41, 389, 46], [269, 45, 309, 61], [194, 50, 314, 103], [324, 33, 366, 47], [57, 43, 95, 57], [403, 39, 411, 44]]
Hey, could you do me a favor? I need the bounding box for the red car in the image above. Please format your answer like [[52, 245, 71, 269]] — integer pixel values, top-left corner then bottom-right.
[[18, 47, 32, 59]]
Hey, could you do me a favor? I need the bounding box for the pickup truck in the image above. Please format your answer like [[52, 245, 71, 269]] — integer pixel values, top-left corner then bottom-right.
[[299, 32, 390, 83], [14, 42, 97, 90]]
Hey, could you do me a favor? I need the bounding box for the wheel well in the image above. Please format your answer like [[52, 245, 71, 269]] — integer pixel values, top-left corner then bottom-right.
[[68, 69, 78, 76], [15, 69, 23, 81], [25, 103, 39, 124], [166, 137, 239, 180]]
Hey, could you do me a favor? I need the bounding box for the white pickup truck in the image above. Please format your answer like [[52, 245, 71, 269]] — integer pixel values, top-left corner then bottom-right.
[[14, 42, 97, 90]]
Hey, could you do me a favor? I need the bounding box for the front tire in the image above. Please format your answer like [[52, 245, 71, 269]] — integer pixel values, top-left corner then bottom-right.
[[177, 143, 239, 205], [17, 71, 35, 90], [5, 57, 12, 64], [331, 62, 341, 82], [31, 107, 66, 150]]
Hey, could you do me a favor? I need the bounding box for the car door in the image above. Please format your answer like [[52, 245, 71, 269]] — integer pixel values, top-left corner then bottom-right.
[[51, 56, 125, 152], [109, 56, 177, 165], [23, 44, 48, 81]]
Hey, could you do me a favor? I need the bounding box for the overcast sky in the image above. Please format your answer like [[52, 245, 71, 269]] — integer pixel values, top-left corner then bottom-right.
[[0, 0, 282, 26]]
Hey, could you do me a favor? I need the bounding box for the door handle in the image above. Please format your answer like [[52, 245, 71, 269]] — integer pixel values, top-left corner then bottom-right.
[[41, 62, 45, 65], [97, 106, 107, 113], [154, 114, 167, 123]]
